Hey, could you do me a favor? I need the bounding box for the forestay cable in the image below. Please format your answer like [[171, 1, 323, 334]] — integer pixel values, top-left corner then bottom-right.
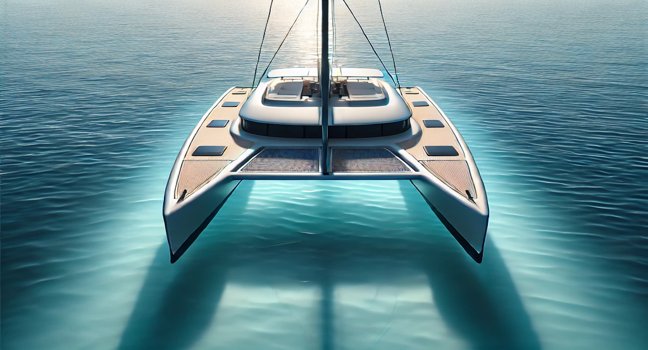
[[332, 0, 337, 67], [252, 0, 274, 87], [317, 0, 320, 75], [341, 0, 397, 85], [256, 0, 312, 87], [378, 0, 401, 90]]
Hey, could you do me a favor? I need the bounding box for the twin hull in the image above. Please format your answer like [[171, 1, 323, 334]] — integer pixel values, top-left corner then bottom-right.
[[164, 86, 488, 263]]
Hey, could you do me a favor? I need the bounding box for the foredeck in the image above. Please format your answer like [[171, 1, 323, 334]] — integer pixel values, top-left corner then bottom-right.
[[175, 85, 477, 202], [175, 87, 253, 198], [398, 87, 477, 200], [398, 88, 465, 161]]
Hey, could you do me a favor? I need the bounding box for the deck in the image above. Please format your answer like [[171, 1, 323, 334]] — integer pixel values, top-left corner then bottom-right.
[[175, 86, 476, 202]]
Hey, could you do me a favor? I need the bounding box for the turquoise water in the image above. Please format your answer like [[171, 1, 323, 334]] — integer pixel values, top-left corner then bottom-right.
[[1, 0, 647, 349]]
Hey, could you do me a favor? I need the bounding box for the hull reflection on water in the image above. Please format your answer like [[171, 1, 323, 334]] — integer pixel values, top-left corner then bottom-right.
[[122, 180, 538, 350]]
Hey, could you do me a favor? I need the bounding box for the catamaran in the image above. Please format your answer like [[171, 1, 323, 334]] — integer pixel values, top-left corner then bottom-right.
[[163, 0, 489, 263]]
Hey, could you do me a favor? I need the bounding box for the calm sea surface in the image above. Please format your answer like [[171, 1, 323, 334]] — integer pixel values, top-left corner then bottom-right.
[[1, 0, 647, 349]]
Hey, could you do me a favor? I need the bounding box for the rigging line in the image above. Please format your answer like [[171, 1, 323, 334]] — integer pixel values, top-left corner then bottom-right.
[[340, 0, 397, 86], [256, 0, 312, 87], [378, 0, 400, 90], [332, 0, 336, 67], [252, 0, 274, 88], [317, 0, 320, 77]]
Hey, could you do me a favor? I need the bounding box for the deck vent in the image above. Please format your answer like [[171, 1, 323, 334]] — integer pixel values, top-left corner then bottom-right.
[[332, 148, 411, 173], [241, 148, 319, 173]]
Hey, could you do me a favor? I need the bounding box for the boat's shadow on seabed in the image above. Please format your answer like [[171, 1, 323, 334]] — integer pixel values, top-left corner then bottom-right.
[[118, 182, 541, 350]]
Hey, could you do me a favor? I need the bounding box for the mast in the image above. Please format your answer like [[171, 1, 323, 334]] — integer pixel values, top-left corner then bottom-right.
[[320, 0, 330, 174]]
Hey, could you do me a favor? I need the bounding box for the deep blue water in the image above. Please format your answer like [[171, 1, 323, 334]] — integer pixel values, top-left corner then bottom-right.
[[1, 0, 647, 349]]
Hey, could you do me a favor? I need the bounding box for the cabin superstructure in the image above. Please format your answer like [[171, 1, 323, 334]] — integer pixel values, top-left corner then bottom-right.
[[240, 68, 411, 138], [163, 0, 489, 263]]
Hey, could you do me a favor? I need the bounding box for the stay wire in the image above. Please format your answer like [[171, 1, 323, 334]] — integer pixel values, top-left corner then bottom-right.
[[252, 0, 274, 88], [256, 0, 312, 87], [341, 0, 397, 86], [378, 0, 400, 90], [317, 0, 320, 77], [332, 0, 336, 68]]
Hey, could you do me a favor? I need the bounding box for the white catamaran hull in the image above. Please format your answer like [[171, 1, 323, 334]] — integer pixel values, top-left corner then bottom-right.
[[163, 84, 488, 263]]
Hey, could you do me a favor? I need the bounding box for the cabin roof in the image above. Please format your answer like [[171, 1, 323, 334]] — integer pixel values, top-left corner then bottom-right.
[[239, 77, 410, 126]]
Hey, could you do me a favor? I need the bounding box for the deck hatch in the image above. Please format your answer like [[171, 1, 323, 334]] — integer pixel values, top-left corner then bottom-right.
[[241, 148, 319, 173], [412, 101, 429, 107], [423, 120, 444, 128], [192, 146, 227, 156], [424, 146, 459, 157], [207, 120, 229, 128], [332, 148, 411, 173], [222, 101, 240, 107]]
